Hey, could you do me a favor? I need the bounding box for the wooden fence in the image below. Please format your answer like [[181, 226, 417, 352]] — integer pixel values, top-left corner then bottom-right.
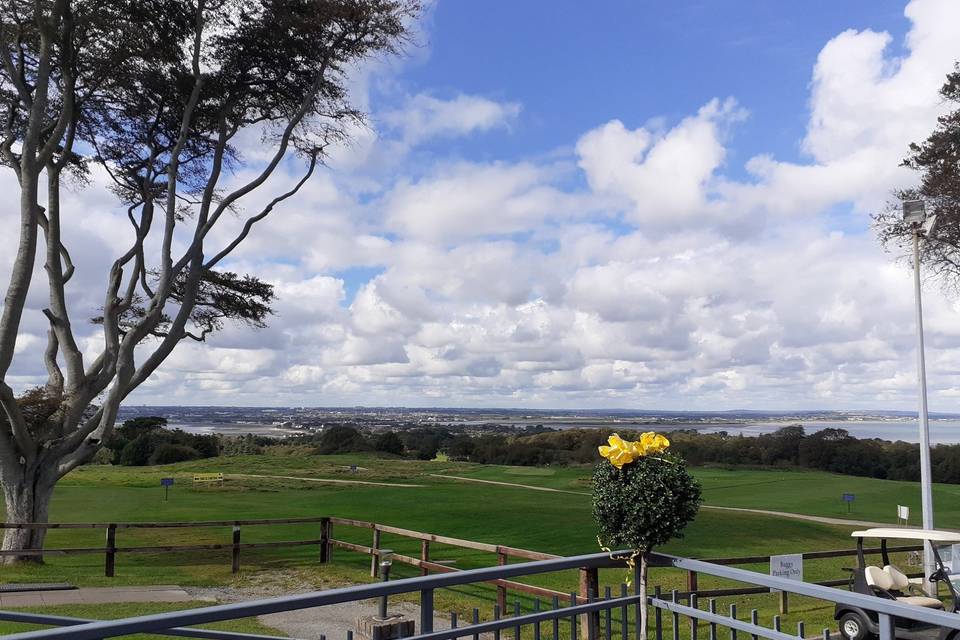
[[0, 517, 922, 618]]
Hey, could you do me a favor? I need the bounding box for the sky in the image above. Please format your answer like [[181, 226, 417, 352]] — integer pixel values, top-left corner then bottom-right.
[[4, 0, 960, 410]]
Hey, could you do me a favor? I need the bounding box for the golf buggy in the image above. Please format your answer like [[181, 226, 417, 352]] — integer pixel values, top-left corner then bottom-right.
[[836, 528, 960, 640]]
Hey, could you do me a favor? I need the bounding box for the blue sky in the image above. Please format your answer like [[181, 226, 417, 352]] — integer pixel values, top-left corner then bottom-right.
[[394, 2, 908, 169], [5, 0, 960, 410]]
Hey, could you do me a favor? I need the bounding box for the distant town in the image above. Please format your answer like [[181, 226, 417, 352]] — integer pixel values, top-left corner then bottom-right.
[[116, 405, 960, 439]]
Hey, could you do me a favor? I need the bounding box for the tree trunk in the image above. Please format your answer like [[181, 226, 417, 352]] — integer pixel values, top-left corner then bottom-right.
[[638, 551, 649, 640], [1, 466, 56, 564]]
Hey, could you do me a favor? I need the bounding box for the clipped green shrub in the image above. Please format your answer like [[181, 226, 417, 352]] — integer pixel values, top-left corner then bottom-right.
[[592, 433, 701, 640]]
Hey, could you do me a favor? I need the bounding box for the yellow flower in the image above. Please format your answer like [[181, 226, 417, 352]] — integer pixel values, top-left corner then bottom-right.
[[598, 432, 670, 468], [598, 433, 637, 469], [637, 432, 670, 456]]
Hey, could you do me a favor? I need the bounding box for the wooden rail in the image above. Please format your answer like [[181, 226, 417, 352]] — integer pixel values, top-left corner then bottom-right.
[[0, 514, 923, 621]]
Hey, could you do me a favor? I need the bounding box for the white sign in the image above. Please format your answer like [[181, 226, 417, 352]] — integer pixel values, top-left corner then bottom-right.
[[770, 554, 803, 588], [897, 505, 910, 521]]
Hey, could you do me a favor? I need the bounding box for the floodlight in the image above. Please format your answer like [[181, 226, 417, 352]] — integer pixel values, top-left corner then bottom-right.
[[903, 200, 926, 225], [379, 548, 394, 568]]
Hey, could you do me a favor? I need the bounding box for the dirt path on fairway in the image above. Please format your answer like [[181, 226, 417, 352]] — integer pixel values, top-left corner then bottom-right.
[[430, 474, 891, 528], [228, 473, 425, 488]]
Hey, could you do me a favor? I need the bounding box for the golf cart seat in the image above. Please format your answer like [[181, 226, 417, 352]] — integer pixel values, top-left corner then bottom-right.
[[885, 563, 925, 587], [865, 566, 944, 609]]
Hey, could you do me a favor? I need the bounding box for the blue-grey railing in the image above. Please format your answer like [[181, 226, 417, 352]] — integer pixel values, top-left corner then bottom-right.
[[2, 550, 959, 640]]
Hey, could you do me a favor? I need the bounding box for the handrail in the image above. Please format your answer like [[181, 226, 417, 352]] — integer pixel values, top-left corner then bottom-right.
[[1, 550, 625, 640], [5, 549, 960, 640]]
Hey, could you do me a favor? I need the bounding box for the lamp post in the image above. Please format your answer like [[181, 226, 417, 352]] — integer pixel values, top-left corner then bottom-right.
[[903, 199, 938, 596]]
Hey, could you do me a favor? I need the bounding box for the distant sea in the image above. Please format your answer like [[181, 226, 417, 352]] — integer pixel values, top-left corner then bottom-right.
[[695, 420, 960, 445], [163, 418, 960, 445], [166, 422, 303, 437]]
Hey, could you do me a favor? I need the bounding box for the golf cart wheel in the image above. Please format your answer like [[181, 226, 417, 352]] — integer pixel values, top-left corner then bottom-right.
[[839, 612, 870, 640]]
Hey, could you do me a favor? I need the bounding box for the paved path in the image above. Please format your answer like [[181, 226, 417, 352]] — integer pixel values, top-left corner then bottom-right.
[[229, 473, 425, 488], [0, 585, 206, 608], [429, 474, 590, 495], [258, 600, 459, 640], [700, 505, 888, 528], [430, 473, 890, 528]]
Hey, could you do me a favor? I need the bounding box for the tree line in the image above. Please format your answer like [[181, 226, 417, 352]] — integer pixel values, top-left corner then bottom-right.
[[306, 423, 960, 484], [99, 418, 960, 486]]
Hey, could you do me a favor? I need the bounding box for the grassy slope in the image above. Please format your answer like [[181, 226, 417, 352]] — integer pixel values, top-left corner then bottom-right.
[[2, 454, 943, 637], [453, 463, 960, 527]]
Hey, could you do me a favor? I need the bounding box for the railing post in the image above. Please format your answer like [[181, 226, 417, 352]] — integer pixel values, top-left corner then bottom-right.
[[497, 550, 508, 613], [104, 524, 117, 578], [421, 540, 430, 576], [654, 586, 663, 640], [231, 524, 241, 574], [578, 566, 599, 640], [687, 570, 698, 595], [878, 615, 894, 640], [421, 588, 434, 634], [370, 528, 381, 577], [320, 517, 331, 563]]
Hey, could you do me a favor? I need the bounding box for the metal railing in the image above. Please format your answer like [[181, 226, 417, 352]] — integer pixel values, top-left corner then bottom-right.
[[2, 550, 958, 640]]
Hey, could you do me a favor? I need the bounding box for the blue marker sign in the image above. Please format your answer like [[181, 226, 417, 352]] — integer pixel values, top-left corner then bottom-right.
[[161, 477, 174, 501], [842, 493, 854, 512]]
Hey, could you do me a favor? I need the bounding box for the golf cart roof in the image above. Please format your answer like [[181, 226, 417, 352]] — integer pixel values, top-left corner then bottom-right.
[[851, 527, 960, 543]]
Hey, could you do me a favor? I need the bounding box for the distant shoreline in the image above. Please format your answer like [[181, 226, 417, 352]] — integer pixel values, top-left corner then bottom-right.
[[158, 417, 960, 445]]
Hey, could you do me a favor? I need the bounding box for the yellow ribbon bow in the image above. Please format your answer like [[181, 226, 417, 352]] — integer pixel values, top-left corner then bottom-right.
[[598, 432, 670, 468]]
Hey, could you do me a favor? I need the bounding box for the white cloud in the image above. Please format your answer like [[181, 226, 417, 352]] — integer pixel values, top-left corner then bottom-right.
[[576, 98, 747, 228], [382, 93, 521, 145], [6, 0, 960, 411]]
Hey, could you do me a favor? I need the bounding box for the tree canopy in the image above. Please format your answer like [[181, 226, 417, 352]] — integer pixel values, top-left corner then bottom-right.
[[0, 0, 419, 556]]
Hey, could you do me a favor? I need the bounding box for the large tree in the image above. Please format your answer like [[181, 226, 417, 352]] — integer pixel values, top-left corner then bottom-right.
[[876, 63, 960, 284], [0, 0, 418, 558]]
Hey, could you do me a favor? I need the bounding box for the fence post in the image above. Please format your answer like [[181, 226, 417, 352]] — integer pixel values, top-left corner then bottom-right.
[[421, 540, 430, 576], [319, 517, 331, 563], [104, 524, 117, 578], [231, 524, 241, 574], [578, 566, 600, 640], [497, 550, 508, 612], [778, 590, 788, 615], [687, 570, 698, 595], [370, 528, 381, 577]]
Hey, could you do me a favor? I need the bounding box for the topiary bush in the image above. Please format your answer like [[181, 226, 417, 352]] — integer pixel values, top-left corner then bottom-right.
[[592, 433, 702, 640], [592, 452, 701, 551]]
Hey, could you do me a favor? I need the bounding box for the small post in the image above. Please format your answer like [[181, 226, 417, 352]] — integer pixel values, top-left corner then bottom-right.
[[319, 517, 331, 563], [370, 528, 382, 577], [879, 614, 894, 640], [231, 524, 241, 574], [654, 586, 663, 640], [104, 524, 117, 578], [690, 594, 699, 640], [778, 591, 788, 615], [687, 571, 698, 595], [497, 551, 508, 613], [578, 567, 600, 640], [421, 540, 430, 576], [377, 550, 394, 620]]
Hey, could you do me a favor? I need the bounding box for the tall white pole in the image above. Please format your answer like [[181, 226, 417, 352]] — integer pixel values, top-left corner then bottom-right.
[[913, 229, 936, 596]]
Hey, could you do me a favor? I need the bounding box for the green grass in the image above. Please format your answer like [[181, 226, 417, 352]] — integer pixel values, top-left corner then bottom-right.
[[451, 463, 960, 528], [3, 453, 947, 638], [0, 601, 285, 638]]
